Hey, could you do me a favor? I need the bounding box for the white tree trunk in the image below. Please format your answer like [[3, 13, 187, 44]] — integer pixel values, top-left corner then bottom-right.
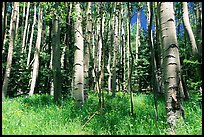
[[29, 5, 42, 96], [72, 2, 84, 104], [27, 3, 36, 67], [21, 2, 30, 54], [111, 2, 119, 96], [182, 2, 198, 56], [2, 2, 18, 98], [84, 2, 92, 90], [160, 2, 184, 134]]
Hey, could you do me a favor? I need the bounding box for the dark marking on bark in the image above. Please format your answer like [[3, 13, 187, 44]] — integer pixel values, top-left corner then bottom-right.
[[169, 44, 178, 49], [167, 18, 174, 22], [75, 63, 83, 66], [168, 62, 177, 65], [166, 54, 176, 58]]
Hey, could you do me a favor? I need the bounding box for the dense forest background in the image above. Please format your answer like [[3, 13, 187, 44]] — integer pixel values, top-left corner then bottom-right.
[[2, 2, 202, 135]]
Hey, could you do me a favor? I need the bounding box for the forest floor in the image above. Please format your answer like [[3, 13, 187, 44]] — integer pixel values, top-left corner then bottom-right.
[[2, 91, 202, 135]]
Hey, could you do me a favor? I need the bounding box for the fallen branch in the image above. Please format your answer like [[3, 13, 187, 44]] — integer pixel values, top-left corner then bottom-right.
[[82, 111, 98, 129]]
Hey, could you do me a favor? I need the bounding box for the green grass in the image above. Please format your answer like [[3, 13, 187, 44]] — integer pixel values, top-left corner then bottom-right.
[[2, 91, 202, 135]]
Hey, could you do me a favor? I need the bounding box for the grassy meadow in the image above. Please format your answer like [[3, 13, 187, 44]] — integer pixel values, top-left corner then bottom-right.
[[2, 91, 202, 135]]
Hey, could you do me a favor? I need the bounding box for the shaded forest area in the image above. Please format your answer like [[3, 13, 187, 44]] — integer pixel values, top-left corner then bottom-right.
[[2, 2, 202, 135]]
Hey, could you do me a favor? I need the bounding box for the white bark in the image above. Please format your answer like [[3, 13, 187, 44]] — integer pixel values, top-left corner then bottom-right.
[[160, 2, 184, 134], [182, 2, 198, 56], [84, 2, 92, 90], [29, 5, 42, 96], [27, 3, 36, 67], [2, 2, 18, 98], [73, 2, 84, 103], [22, 2, 30, 54]]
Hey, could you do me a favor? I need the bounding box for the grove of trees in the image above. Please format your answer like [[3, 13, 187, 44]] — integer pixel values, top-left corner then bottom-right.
[[2, 2, 202, 134]]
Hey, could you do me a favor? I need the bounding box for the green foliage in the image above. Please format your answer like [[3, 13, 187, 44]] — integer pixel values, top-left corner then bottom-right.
[[2, 92, 202, 135]]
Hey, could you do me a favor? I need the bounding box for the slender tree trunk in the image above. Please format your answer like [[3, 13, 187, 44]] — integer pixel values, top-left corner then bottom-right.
[[135, 2, 141, 91], [2, 2, 6, 42], [194, 2, 202, 57], [157, 2, 164, 94], [127, 2, 134, 116], [2, 2, 8, 56], [112, 2, 119, 97], [72, 2, 84, 105], [160, 2, 185, 134], [27, 3, 36, 67], [93, 3, 99, 91], [52, 10, 62, 104], [15, 2, 19, 36], [65, 2, 73, 91], [121, 3, 125, 92], [24, 23, 30, 53], [98, 3, 105, 90], [29, 4, 42, 96], [182, 2, 198, 57], [147, 2, 159, 123], [84, 2, 92, 91], [21, 2, 30, 54], [61, 34, 66, 69], [107, 7, 113, 94], [2, 2, 18, 98]]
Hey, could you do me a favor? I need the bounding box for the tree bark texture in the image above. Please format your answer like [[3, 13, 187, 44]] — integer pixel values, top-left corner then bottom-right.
[[2, 2, 18, 98], [52, 7, 62, 103], [29, 5, 42, 96], [73, 2, 84, 104], [160, 2, 184, 134], [182, 2, 198, 57]]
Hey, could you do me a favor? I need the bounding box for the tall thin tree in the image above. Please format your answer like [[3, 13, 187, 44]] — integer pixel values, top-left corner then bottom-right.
[[29, 4, 42, 96], [72, 2, 84, 105], [2, 2, 18, 98], [160, 2, 185, 134]]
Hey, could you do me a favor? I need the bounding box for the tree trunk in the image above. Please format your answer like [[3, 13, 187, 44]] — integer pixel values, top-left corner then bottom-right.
[[61, 34, 67, 69], [160, 2, 185, 134], [65, 2, 73, 91], [21, 2, 26, 38], [21, 2, 30, 54], [111, 2, 119, 97], [15, 2, 19, 36], [2, 2, 18, 98], [2, 2, 8, 56], [182, 2, 198, 57], [156, 2, 164, 94], [2, 2, 7, 43], [98, 3, 105, 91], [72, 2, 84, 105], [147, 2, 159, 122], [127, 2, 134, 116], [120, 2, 125, 91], [25, 23, 30, 53], [135, 2, 141, 91], [194, 2, 202, 57], [27, 3, 36, 67], [29, 4, 42, 96], [84, 2, 92, 91], [52, 10, 62, 104], [107, 5, 113, 94]]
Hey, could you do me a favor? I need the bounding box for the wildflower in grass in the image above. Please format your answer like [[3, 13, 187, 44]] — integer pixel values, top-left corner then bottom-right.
[[17, 111, 21, 117], [2, 117, 6, 122]]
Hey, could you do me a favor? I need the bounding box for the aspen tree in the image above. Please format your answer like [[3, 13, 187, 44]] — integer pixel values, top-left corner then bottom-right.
[[2, 2, 18, 98], [160, 2, 185, 134], [73, 2, 84, 105], [29, 4, 42, 96]]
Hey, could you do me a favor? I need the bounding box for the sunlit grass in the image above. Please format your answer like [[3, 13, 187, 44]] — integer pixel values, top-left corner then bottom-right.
[[2, 91, 202, 135]]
